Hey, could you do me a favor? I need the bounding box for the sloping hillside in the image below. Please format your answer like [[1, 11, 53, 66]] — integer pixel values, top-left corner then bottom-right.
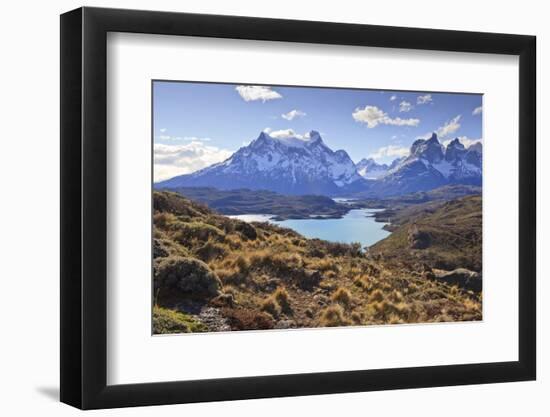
[[370, 195, 482, 272], [152, 191, 481, 333]]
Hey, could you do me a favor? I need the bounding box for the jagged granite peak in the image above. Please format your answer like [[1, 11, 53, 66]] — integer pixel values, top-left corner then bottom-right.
[[156, 130, 366, 195], [411, 132, 444, 164], [445, 137, 467, 162], [156, 130, 482, 198], [468, 142, 482, 154], [368, 134, 482, 196]]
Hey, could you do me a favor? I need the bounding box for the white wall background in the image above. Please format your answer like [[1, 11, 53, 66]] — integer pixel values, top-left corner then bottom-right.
[[0, 0, 545, 415]]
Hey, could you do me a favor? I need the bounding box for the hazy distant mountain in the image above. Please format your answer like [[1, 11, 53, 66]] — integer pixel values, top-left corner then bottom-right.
[[356, 158, 390, 179], [156, 131, 481, 197], [156, 130, 367, 195]]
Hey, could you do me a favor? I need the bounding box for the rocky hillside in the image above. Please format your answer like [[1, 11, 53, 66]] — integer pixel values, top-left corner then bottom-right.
[[152, 191, 482, 333]]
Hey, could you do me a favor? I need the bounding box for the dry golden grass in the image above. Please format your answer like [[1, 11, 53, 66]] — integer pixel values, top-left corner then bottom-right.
[[331, 287, 353, 309], [319, 305, 350, 327], [152, 191, 482, 333]]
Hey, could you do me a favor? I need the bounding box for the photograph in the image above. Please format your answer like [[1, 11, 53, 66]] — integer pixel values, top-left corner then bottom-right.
[[152, 81, 483, 333]]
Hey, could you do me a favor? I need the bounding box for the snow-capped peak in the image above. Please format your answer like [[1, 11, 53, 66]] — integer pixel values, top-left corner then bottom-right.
[[256, 130, 325, 149], [157, 130, 366, 195]]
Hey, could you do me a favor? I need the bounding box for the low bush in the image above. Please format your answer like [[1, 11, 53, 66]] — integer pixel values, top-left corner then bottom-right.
[[234, 221, 257, 240], [155, 256, 221, 298]]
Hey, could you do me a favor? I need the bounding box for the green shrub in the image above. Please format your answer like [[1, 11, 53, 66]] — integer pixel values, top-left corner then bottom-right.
[[152, 306, 206, 334], [155, 256, 221, 298]]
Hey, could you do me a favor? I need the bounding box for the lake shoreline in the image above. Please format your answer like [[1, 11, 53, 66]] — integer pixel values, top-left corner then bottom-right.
[[229, 207, 392, 248]]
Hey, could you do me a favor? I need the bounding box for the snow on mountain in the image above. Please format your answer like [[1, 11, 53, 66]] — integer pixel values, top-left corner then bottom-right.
[[156, 130, 482, 197], [356, 158, 389, 179], [157, 130, 367, 195], [370, 133, 482, 196]]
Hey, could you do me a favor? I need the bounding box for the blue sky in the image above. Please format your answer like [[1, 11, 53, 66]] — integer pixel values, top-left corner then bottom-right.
[[153, 81, 482, 181]]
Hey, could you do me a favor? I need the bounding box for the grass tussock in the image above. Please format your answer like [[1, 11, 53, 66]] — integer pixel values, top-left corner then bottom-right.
[[152, 191, 482, 333], [331, 287, 353, 309], [319, 305, 350, 327]]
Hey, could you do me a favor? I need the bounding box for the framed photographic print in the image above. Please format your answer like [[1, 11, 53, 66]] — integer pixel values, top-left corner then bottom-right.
[[60, 7, 536, 409]]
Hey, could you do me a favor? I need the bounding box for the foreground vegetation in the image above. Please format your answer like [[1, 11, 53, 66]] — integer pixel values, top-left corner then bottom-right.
[[152, 190, 482, 333]]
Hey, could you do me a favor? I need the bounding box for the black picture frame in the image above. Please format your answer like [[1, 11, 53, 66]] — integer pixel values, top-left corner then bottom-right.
[[60, 6, 536, 410]]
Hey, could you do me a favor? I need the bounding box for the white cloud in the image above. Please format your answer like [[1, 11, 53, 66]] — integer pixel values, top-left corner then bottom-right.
[[156, 135, 211, 142], [281, 109, 306, 120], [436, 115, 461, 138], [266, 128, 308, 140], [417, 94, 433, 105], [235, 85, 282, 102], [159, 128, 167, 133], [269, 129, 298, 139], [390, 95, 397, 101], [352, 105, 420, 128], [472, 106, 482, 115], [154, 142, 233, 182], [369, 145, 410, 161], [442, 136, 482, 148], [183, 136, 211, 142], [399, 101, 413, 112]]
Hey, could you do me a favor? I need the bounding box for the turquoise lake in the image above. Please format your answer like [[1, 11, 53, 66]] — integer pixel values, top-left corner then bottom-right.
[[230, 208, 391, 248]]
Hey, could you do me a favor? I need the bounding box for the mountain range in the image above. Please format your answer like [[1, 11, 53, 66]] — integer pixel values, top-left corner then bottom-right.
[[156, 130, 482, 197]]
